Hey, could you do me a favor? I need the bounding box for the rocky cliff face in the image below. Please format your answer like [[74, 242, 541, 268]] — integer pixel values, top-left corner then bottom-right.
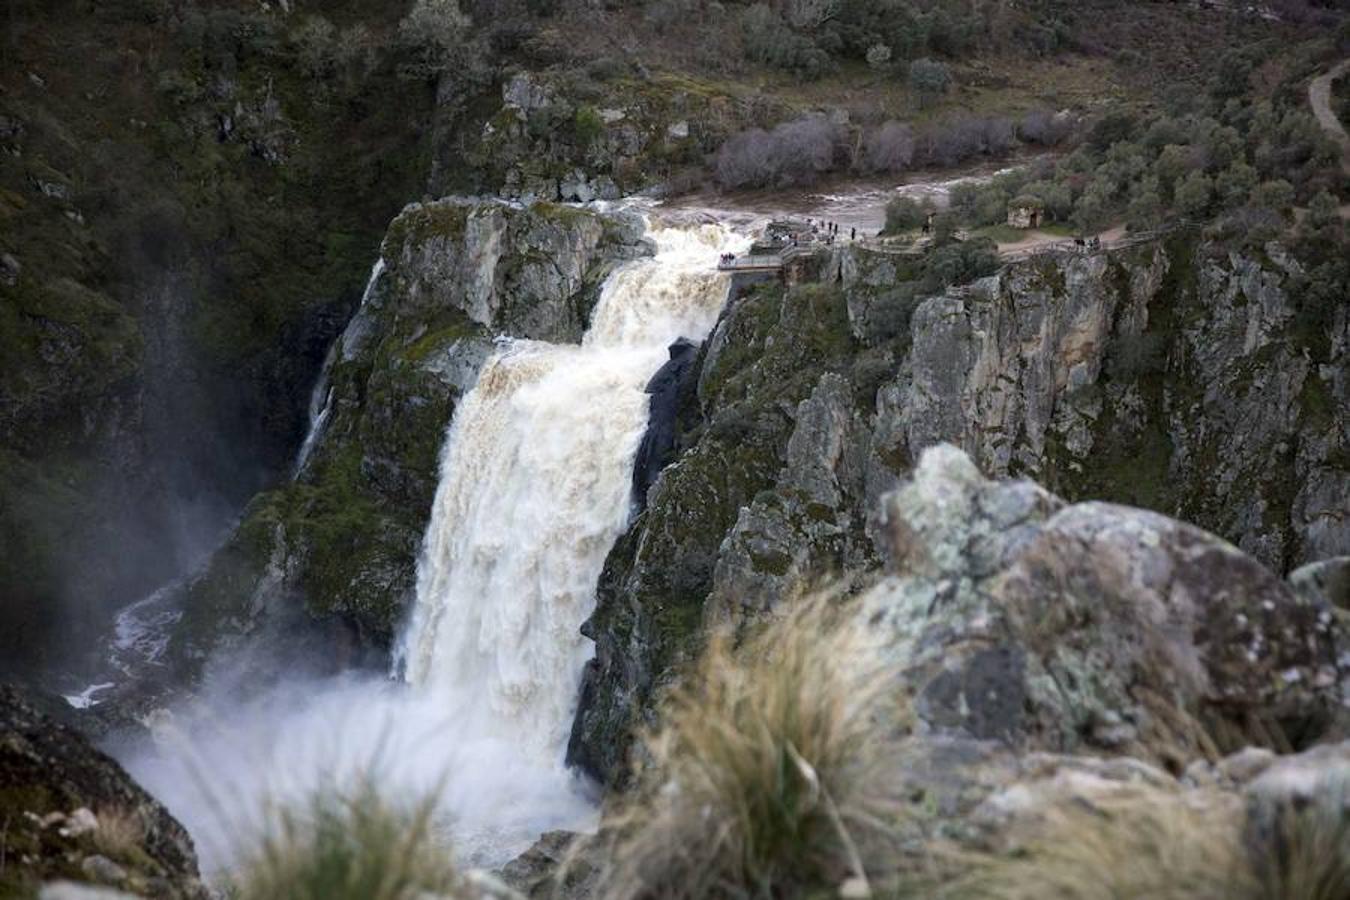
[[0, 1, 437, 679], [883, 235, 1348, 571], [569, 234, 1350, 784], [146, 199, 649, 693], [444, 70, 789, 203]]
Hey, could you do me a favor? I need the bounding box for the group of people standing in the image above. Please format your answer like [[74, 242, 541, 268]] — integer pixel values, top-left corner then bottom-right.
[[807, 219, 858, 244]]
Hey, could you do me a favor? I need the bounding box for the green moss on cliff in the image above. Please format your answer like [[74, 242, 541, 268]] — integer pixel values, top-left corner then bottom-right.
[[383, 203, 471, 262], [575, 277, 861, 783]]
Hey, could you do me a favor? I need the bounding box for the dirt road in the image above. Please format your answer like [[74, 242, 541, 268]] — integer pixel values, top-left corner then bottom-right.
[[1310, 58, 1350, 176]]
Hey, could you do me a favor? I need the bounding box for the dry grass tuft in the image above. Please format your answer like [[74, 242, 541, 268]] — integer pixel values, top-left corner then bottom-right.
[[947, 779, 1350, 900], [946, 787, 1253, 900], [227, 780, 464, 900], [579, 592, 910, 900], [1253, 780, 1350, 900], [90, 806, 147, 862]]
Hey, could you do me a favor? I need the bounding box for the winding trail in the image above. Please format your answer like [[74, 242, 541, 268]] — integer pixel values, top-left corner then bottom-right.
[[1310, 58, 1350, 176]]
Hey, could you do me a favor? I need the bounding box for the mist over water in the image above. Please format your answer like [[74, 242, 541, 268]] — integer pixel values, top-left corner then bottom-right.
[[119, 219, 750, 875]]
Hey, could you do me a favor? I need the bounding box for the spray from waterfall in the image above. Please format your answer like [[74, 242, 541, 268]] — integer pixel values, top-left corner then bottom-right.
[[118, 218, 750, 873]]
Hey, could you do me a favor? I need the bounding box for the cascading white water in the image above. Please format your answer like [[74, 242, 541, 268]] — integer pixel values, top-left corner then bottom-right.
[[122, 218, 751, 873], [293, 259, 385, 476], [396, 221, 746, 768]]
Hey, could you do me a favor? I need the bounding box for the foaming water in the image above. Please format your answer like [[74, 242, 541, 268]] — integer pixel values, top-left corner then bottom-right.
[[121, 219, 749, 876]]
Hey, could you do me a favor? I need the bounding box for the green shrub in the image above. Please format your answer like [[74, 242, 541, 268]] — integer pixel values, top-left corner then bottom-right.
[[909, 57, 952, 107], [884, 197, 931, 234], [1175, 171, 1214, 218], [741, 4, 833, 80], [921, 237, 999, 290], [396, 0, 474, 82], [574, 105, 604, 146]]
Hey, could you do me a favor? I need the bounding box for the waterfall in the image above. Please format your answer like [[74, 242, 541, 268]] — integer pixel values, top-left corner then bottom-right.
[[121, 219, 752, 872], [293, 259, 385, 477], [397, 221, 745, 768]]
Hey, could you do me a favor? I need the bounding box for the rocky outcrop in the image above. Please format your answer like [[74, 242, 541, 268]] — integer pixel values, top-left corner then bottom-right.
[[454, 71, 789, 202], [568, 280, 892, 783], [570, 236, 1350, 784], [142, 200, 649, 695], [0, 686, 205, 898], [875, 235, 1349, 571], [382, 199, 648, 343], [860, 445, 1344, 767]]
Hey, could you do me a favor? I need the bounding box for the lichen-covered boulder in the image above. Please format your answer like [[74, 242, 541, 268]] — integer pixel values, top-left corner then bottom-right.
[[861, 445, 1346, 769], [0, 686, 205, 899]]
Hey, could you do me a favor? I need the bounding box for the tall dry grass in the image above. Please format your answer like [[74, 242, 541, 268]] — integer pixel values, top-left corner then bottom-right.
[[89, 806, 148, 863], [1253, 779, 1350, 900], [577, 593, 911, 900], [945, 787, 1254, 900], [226, 780, 465, 900], [946, 780, 1350, 900]]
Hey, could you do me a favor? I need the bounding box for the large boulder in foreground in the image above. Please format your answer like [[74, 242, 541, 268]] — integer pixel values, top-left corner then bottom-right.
[[0, 686, 205, 899], [861, 445, 1346, 770]]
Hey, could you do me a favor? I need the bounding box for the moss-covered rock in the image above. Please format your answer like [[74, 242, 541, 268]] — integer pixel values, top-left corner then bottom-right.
[[861, 444, 1345, 765]]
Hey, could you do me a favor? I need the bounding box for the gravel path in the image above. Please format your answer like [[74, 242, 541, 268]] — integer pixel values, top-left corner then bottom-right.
[[1310, 58, 1350, 176]]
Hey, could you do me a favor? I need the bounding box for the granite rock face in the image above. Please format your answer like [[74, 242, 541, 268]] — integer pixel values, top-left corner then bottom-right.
[[571, 237, 1349, 784], [883, 237, 1348, 572], [383, 199, 649, 344], [860, 445, 1344, 767]]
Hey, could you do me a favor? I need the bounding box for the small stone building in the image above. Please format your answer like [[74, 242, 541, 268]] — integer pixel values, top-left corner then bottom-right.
[[1007, 196, 1045, 229]]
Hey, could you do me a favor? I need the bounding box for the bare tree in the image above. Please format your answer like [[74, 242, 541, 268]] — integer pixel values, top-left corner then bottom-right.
[[714, 115, 841, 188], [864, 121, 915, 173], [783, 0, 838, 29]]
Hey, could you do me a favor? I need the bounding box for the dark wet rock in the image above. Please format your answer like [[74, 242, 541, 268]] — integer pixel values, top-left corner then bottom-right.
[[631, 338, 699, 510], [0, 685, 205, 899]]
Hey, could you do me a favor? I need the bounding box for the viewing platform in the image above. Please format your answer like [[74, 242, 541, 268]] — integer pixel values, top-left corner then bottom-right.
[[716, 253, 787, 272]]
